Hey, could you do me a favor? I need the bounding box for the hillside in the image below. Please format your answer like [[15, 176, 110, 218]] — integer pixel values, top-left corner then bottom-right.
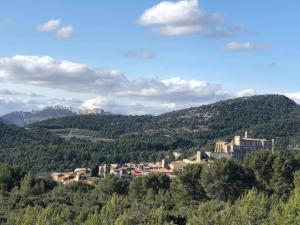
[[1, 94, 299, 173], [0, 122, 63, 147], [33, 94, 297, 139]]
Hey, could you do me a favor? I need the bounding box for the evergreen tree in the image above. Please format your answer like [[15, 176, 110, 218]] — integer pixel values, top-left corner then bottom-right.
[[201, 158, 255, 201]]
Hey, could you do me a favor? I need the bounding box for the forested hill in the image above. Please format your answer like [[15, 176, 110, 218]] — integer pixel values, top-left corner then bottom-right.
[[0, 122, 63, 148], [32, 94, 298, 139], [1, 94, 300, 173]]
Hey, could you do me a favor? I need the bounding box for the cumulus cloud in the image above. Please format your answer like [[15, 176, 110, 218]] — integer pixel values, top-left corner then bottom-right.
[[0, 55, 263, 115], [0, 94, 84, 116], [81, 96, 109, 110], [160, 102, 177, 110], [236, 89, 256, 98], [0, 55, 223, 104], [80, 97, 178, 115], [37, 19, 61, 32], [116, 77, 221, 103], [286, 92, 300, 104], [0, 96, 37, 115], [138, 0, 222, 36], [0, 55, 127, 94], [123, 49, 154, 59], [0, 88, 43, 97], [224, 42, 270, 51], [56, 25, 75, 39], [36, 19, 75, 39]]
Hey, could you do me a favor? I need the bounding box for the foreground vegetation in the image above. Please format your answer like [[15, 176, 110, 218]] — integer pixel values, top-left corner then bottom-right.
[[1, 150, 300, 225]]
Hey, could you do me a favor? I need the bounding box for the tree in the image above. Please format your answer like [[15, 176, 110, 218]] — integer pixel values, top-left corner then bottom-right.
[[225, 189, 270, 225], [293, 171, 300, 188], [244, 151, 300, 197], [16, 206, 40, 225], [36, 205, 62, 225], [269, 188, 300, 225], [171, 164, 206, 206], [115, 203, 150, 225], [93, 174, 129, 201], [84, 213, 102, 225], [0, 164, 24, 192], [270, 152, 299, 198], [244, 151, 274, 190], [187, 200, 228, 225], [201, 158, 255, 202], [91, 165, 99, 177], [142, 206, 169, 225], [99, 194, 127, 225], [129, 174, 171, 201]]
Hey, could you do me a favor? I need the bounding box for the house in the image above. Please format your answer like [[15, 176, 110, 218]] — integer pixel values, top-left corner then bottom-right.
[[51, 168, 92, 185]]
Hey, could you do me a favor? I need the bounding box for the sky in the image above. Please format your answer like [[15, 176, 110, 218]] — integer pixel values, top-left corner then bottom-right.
[[0, 0, 299, 115]]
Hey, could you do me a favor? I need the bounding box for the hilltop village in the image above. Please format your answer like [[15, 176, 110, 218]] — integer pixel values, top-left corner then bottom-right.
[[51, 131, 274, 185]]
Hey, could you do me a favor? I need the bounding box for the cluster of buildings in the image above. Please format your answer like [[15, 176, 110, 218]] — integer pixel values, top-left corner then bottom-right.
[[51, 151, 208, 184], [208, 131, 274, 159], [100, 151, 208, 180], [51, 131, 274, 185], [100, 161, 175, 180], [51, 168, 94, 185]]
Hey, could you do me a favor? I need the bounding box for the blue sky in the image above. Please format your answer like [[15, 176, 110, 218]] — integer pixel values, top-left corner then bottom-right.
[[0, 0, 299, 115]]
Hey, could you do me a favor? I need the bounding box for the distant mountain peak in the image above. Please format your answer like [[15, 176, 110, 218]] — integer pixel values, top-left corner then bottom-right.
[[43, 104, 73, 111], [1, 105, 113, 127]]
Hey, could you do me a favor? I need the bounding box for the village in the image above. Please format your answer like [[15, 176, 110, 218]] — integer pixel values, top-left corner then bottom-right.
[[51, 131, 275, 185]]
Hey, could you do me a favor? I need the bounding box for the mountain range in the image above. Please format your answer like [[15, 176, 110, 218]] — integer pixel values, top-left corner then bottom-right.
[[0, 105, 112, 127], [32, 94, 299, 140]]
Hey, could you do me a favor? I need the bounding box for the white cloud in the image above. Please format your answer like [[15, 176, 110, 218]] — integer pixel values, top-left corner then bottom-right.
[[138, 0, 221, 36], [0, 96, 36, 115], [0, 54, 264, 115], [0, 55, 222, 103], [0, 55, 127, 94], [286, 92, 300, 104], [56, 25, 75, 39], [0, 88, 42, 97], [160, 102, 177, 110], [224, 42, 270, 51], [36, 19, 75, 39], [37, 19, 61, 32], [123, 49, 154, 59], [154, 25, 204, 36], [115, 77, 221, 103], [0, 94, 85, 116], [236, 89, 256, 98], [80, 97, 178, 115], [0, 89, 21, 95], [81, 96, 108, 110]]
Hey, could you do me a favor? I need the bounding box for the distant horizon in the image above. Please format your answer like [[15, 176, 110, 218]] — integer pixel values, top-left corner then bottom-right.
[[0, 93, 298, 117], [0, 0, 299, 115]]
